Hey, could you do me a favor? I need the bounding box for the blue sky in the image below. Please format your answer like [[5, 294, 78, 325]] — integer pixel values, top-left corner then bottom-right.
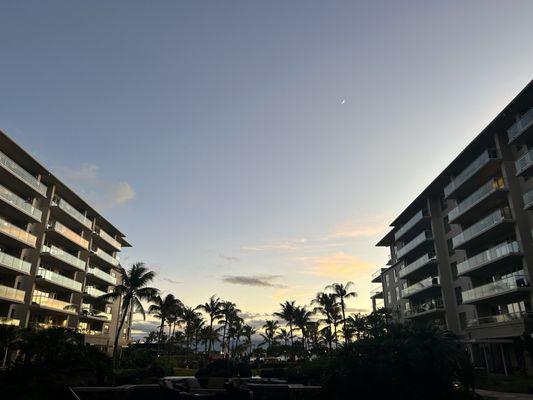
[[1, 1, 533, 336]]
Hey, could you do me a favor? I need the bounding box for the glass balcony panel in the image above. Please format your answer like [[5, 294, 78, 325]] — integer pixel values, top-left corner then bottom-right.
[[0, 317, 20, 326], [50, 221, 89, 249], [508, 108, 533, 143], [457, 241, 520, 276], [516, 148, 533, 175], [524, 189, 533, 209], [467, 311, 533, 327], [0, 284, 25, 302], [32, 294, 77, 313], [97, 229, 121, 250], [0, 184, 42, 220], [94, 248, 120, 267], [0, 150, 47, 196], [448, 178, 505, 222], [452, 208, 512, 249], [399, 253, 436, 278], [394, 210, 427, 241], [0, 216, 37, 247], [41, 244, 86, 270], [85, 286, 108, 298], [404, 298, 444, 317], [37, 267, 82, 292], [81, 304, 112, 320], [54, 198, 92, 228], [396, 231, 432, 259], [0, 251, 31, 275], [444, 150, 497, 198], [87, 266, 117, 285], [401, 276, 440, 298], [462, 274, 529, 303]]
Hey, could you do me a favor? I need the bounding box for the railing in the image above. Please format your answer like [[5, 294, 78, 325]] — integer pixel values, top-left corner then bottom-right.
[[508, 108, 533, 143], [36, 267, 82, 292], [401, 276, 440, 298], [467, 311, 533, 328], [0, 284, 25, 302], [452, 208, 513, 249], [0, 150, 47, 196], [516, 148, 533, 175], [457, 241, 520, 276], [0, 184, 42, 220], [0, 317, 20, 326], [97, 229, 121, 250], [0, 216, 37, 247], [32, 294, 77, 313], [524, 189, 533, 209], [371, 269, 384, 281], [370, 287, 383, 297], [93, 248, 120, 267], [404, 298, 444, 318], [399, 253, 436, 278], [85, 286, 108, 298], [79, 329, 107, 336], [448, 178, 505, 222], [87, 266, 117, 285], [394, 209, 428, 241], [34, 322, 67, 329], [0, 250, 31, 275], [81, 305, 112, 321], [444, 149, 498, 198], [53, 197, 92, 229], [462, 274, 529, 303], [396, 231, 433, 259], [41, 244, 86, 270], [49, 220, 89, 249]]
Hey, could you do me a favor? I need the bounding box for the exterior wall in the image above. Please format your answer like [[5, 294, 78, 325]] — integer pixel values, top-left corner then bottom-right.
[[0, 131, 130, 355]]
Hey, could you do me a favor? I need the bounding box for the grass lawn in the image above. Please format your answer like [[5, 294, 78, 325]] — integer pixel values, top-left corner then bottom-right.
[[477, 374, 533, 394]]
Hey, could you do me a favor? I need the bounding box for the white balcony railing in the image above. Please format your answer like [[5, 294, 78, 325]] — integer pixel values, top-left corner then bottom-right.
[[32, 294, 77, 314], [53, 197, 92, 229], [394, 209, 428, 241], [452, 208, 512, 249], [0, 150, 47, 196], [457, 241, 520, 276], [516, 148, 533, 175], [0, 184, 42, 220], [41, 244, 86, 270], [0, 284, 25, 302], [508, 108, 533, 143], [87, 266, 117, 285], [36, 267, 82, 292], [448, 178, 505, 222], [399, 253, 436, 278], [93, 248, 120, 267], [0, 216, 37, 247], [0, 250, 31, 275], [49, 220, 89, 249], [401, 276, 440, 298], [462, 274, 529, 303], [396, 231, 433, 259]]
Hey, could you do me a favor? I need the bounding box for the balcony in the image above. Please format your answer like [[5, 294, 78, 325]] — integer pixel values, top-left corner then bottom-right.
[[0, 216, 37, 247], [52, 197, 92, 229], [452, 208, 514, 250], [84, 286, 108, 299], [516, 148, 533, 176], [508, 108, 533, 144], [399, 252, 437, 279], [0, 184, 42, 221], [48, 220, 89, 250], [524, 189, 533, 211], [401, 276, 441, 299], [370, 287, 383, 299], [0, 317, 20, 326], [394, 209, 430, 241], [92, 248, 120, 268], [0, 251, 31, 275], [396, 230, 433, 260], [41, 244, 86, 271], [0, 284, 25, 303], [467, 311, 533, 328], [371, 268, 386, 283], [0, 150, 47, 196], [457, 241, 521, 277], [462, 274, 530, 304], [36, 267, 82, 292], [447, 178, 507, 224], [404, 298, 445, 318], [444, 149, 500, 199], [81, 305, 112, 321], [96, 228, 121, 251], [31, 294, 77, 314], [87, 266, 117, 285]]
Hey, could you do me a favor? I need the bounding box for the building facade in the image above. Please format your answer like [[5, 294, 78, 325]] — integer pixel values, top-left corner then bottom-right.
[[371, 79, 533, 374], [0, 130, 131, 354]]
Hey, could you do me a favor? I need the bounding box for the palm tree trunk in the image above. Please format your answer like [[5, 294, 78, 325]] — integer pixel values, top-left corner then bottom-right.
[[341, 297, 348, 344], [2, 346, 8, 367], [113, 297, 130, 367]]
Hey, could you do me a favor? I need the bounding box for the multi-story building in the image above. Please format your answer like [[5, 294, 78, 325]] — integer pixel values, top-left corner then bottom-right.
[[371, 79, 533, 374], [0, 129, 131, 354]]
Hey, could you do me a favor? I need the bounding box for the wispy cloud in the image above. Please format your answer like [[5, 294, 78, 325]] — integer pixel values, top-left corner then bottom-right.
[[219, 253, 240, 262], [329, 214, 391, 239], [53, 163, 135, 209], [161, 277, 181, 285], [300, 252, 374, 278], [222, 274, 287, 288]]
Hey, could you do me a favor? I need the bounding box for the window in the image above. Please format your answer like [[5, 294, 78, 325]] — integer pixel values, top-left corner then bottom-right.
[[459, 312, 467, 330], [451, 262, 458, 279], [387, 292, 392, 305], [440, 196, 447, 212], [385, 274, 390, 286], [393, 269, 399, 283], [447, 238, 455, 256], [395, 287, 400, 300], [443, 216, 451, 233], [454, 286, 463, 305]]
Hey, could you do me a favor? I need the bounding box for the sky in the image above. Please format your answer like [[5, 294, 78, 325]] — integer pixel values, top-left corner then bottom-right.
[[1, 0, 533, 338]]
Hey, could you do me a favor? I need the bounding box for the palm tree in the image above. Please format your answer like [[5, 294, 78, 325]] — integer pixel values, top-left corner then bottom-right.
[[196, 295, 222, 356], [277, 328, 291, 347], [345, 313, 367, 340], [312, 292, 339, 344], [293, 306, 312, 353], [274, 301, 296, 347], [326, 282, 357, 343], [181, 306, 201, 352], [99, 262, 159, 366], [242, 325, 256, 355], [260, 320, 279, 348], [219, 301, 240, 354], [149, 294, 182, 351], [0, 324, 18, 367]]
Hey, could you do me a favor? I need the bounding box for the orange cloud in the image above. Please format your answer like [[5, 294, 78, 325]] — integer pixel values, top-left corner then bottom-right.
[[329, 214, 391, 239], [302, 252, 374, 278]]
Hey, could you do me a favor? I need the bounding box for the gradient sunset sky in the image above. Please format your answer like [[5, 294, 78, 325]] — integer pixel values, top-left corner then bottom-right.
[[1, 1, 533, 336]]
